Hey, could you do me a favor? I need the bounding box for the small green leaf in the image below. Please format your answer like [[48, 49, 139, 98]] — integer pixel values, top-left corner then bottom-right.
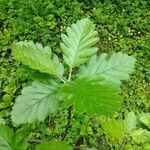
[[11, 81, 60, 124], [131, 128, 150, 144], [36, 141, 72, 150], [61, 77, 122, 116], [80, 125, 88, 136], [0, 94, 12, 109], [29, 70, 54, 84], [0, 125, 28, 150], [0, 117, 5, 125], [12, 127, 29, 150], [0, 125, 14, 150], [142, 143, 150, 150], [124, 112, 137, 134], [61, 18, 99, 68], [12, 41, 64, 77], [78, 52, 136, 84], [100, 118, 125, 142], [140, 113, 150, 129]]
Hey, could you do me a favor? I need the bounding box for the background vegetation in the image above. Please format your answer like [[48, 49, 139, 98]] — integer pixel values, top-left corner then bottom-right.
[[0, 0, 150, 149]]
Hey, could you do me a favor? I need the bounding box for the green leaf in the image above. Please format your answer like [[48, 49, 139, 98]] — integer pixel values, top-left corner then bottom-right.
[[61, 77, 122, 116], [0, 125, 13, 150], [140, 113, 150, 129], [11, 81, 59, 124], [131, 128, 150, 144], [100, 117, 125, 142], [12, 127, 29, 150], [0, 117, 5, 125], [36, 141, 72, 150], [12, 41, 64, 77], [61, 18, 99, 68], [142, 143, 150, 150], [0, 125, 28, 150], [124, 112, 137, 134], [25, 66, 56, 84], [78, 52, 136, 84]]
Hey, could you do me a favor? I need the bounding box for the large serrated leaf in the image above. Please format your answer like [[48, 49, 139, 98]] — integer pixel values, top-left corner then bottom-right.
[[61, 18, 99, 68], [0, 125, 28, 150], [12, 41, 64, 77], [78, 52, 136, 84], [61, 77, 122, 116], [36, 140, 72, 150], [11, 81, 59, 124]]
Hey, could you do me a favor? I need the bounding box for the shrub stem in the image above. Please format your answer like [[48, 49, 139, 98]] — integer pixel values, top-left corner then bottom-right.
[[68, 68, 72, 82]]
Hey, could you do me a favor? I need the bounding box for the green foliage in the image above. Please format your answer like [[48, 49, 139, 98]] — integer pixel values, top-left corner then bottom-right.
[[9, 18, 136, 149], [12, 41, 64, 77], [100, 112, 150, 149], [124, 112, 137, 134], [131, 128, 150, 144], [140, 113, 150, 129], [61, 18, 99, 68], [0, 117, 5, 125], [0, 0, 149, 149], [78, 52, 136, 84], [11, 18, 131, 124], [0, 125, 29, 150], [61, 77, 122, 115], [11, 81, 60, 124], [100, 118, 125, 142], [36, 140, 72, 150]]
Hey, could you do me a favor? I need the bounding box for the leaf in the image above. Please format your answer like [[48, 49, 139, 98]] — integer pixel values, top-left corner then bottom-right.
[[25, 66, 56, 84], [61, 77, 122, 116], [142, 143, 150, 150], [131, 128, 150, 144], [36, 141, 72, 150], [0, 125, 13, 150], [12, 127, 29, 150], [78, 52, 136, 84], [12, 41, 64, 77], [100, 117, 125, 142], [124, 112, 137, 134], [11, 81, 60, 124], [140, 113, 150, 129], [61, 18, 99, 68], [0, 125, 28, 150], [0, 117, 5, 125]]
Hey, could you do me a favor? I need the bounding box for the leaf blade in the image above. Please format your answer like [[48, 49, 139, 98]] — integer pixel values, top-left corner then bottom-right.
[[131, 128, 150, 144], [36, 141, 72, 150], [12, 41, 64, 77], [61, 77, 122, 116], [100, 117, 125, 142], [124, 111, 137, 134], [11, 81, 60, 124], [140, 113, 150, 129], [0, 125, 28, 150], [78, 52, 136, 84], [61, 18, 99, 68]]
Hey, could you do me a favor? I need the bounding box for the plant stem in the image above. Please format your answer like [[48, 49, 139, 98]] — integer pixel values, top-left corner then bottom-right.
[[61, 105, 73, 140], [29, 139, 40, 144], [119, 136, 128, 150], [60, 77, 66, 83], [68, 68, 72, 82]]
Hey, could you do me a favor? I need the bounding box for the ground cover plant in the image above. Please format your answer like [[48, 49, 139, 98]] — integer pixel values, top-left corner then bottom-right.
[[0, 0, 150, 149]]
